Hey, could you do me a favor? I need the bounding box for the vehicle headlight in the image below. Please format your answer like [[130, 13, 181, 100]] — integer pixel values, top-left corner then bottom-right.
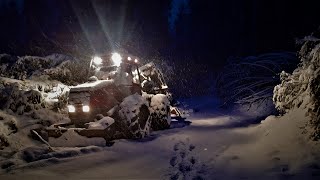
[[68, 105, 75, 113], [111, 52, 122, 66], [93, 56, 102, 65], [82, 105, 90, 112]]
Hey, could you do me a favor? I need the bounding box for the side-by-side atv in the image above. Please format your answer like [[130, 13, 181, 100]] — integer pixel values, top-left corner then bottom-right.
[[43, 54, 186, 144]]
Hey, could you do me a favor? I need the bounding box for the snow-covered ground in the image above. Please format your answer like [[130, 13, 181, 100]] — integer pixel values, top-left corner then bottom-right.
[[1, 46, 319, 179], [1, 96, 319, 180]]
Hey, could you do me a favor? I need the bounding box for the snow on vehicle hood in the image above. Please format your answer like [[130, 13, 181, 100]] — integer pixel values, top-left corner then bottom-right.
[[87, 117, 115, 130], [70, 79, 114, 92]]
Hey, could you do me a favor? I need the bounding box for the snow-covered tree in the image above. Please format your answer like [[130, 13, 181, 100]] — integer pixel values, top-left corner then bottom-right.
[[273, 33, 320, 140], [216, 52, 298, 107]]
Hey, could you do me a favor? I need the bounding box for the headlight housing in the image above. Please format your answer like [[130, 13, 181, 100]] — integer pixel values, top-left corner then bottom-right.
[[68, 105, 75, 113], [82, 105, 90, 112]]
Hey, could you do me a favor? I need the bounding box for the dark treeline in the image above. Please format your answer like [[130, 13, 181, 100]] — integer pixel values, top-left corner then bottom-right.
[[0, 0, 319, 68]]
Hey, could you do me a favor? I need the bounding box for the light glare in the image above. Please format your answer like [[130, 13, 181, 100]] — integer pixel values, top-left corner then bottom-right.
[[68, 105, 75, 113], [82, 105, 90, 112], [93, 56, 103, 65], [112, 53, 122, 66]]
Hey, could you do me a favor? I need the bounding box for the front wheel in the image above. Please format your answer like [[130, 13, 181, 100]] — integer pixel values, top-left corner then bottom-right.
[[117, 94, 151, 139], [149, 94, 171, 130]]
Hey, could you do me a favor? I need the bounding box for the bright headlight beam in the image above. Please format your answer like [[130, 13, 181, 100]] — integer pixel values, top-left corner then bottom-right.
[[82, 105, 90, 112], [134, 59, 138, 63], [93, 56, 103, 65], [68, 105, 75, 113], [112, 53, 122, 66], [128, 57, 132, 61]]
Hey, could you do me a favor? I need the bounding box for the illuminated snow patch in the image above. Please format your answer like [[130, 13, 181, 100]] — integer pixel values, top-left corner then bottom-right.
[[190, 116, 238, 127]]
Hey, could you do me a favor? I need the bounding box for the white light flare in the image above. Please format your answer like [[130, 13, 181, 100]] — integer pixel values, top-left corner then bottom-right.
[[93, 56, 103, 65], [82, 105, 90, 112], [68, 105, 75, 113], [112, 53, 122, 66]]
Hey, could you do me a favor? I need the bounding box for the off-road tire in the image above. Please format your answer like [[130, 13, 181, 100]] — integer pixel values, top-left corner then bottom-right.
[[150, 94, 171, 130], [117, 94, 151, 139]]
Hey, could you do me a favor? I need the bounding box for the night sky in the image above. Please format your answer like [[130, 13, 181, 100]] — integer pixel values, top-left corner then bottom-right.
[[0, 0, 319, 69]]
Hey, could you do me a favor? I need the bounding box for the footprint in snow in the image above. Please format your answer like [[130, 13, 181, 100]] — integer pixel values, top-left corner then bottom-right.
[[167, 140, 209, 180], [170, 156, 178, 167]]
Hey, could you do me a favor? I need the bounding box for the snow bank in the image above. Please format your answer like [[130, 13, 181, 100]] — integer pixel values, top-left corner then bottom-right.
[[216, 34, 320, 178], [0, 54, 73, 81], [0, 53, 90, 85], [0, 76, 70, 168], [0, 110, 23, 163], [48, 130, 106, 147], [213, 108, 320, 179], [0, 122, 10, 149], [21, 146, 102, 163], [219, 33, 320, 177], [0, 77, 69, 116], [45, 54, 75, 66], [0, 108, 69, 159]]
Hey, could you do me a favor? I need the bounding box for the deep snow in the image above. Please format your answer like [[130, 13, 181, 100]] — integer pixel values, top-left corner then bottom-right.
[[1, 96, 319, 180], [1, 51, 319, 179]]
